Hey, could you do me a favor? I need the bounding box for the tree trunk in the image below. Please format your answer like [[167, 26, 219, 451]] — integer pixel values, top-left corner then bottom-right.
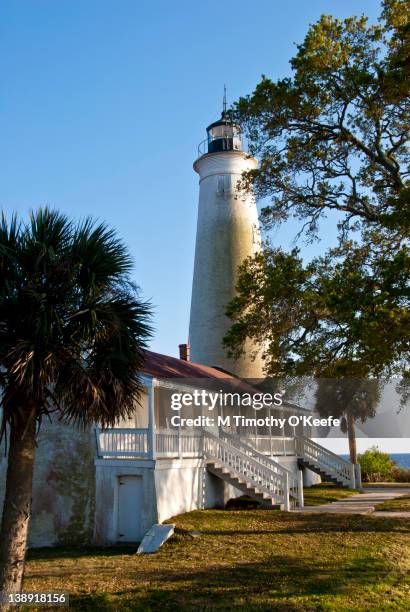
[[346, 411, 357, 465], [0, 416, 36, 604]]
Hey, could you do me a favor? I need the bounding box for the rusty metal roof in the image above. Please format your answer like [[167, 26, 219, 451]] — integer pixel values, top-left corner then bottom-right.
[[141, 350, 238, 380]]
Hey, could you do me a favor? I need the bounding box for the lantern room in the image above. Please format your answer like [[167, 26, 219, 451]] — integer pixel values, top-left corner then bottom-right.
[[206, 110, 242, 154]]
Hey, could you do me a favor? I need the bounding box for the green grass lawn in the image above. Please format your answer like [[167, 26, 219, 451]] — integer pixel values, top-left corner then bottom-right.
[[303, 483, 360, 506], [23, 509, 410, 611], [375, 494, 410, 512]]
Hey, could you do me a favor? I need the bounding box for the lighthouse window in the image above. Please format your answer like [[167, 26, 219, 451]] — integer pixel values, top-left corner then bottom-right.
[[217, 175, 232, 194], [208, 125, 241, 141], [210, 125, 231, 140]]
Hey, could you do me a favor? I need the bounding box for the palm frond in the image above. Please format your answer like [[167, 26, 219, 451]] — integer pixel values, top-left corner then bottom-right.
[[0, 208, 153, 435]]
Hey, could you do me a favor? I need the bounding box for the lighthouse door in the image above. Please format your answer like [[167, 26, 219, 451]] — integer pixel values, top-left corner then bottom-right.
[[117, 475, 143, 542]]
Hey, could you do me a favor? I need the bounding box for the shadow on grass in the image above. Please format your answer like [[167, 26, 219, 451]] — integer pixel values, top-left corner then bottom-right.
[[27, 545, 139, 562], [27, 512, 409, 564], [178, 511, 410, 537], [65, 550, 398, 611], [24, 509, 409, 611]]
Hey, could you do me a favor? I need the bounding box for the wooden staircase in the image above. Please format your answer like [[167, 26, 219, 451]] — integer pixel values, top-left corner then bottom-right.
[[206, 460, 281, 508], [295, 437, 357, 488], [206, 431, 359, 506], [203, 431, 302, 510], [297, 457, 351, 487]]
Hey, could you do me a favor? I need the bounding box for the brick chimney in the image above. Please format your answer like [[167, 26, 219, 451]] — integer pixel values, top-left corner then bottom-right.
[[179, 343, 190, 361]]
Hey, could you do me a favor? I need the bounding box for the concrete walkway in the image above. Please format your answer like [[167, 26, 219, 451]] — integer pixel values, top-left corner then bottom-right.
[[293, 487, 410, 517]]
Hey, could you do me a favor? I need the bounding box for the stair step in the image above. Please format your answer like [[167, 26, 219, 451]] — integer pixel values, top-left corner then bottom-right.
[[206, 440, 299, 510], [207, 465, 279, 507], [297, 458, 351, 488]]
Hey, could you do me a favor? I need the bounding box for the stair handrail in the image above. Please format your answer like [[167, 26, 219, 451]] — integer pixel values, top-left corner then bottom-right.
[[295, 436, 354, 486], [295, 436, 352, 466], [219, 430, 299, 499], [203, 430, 290, 505]]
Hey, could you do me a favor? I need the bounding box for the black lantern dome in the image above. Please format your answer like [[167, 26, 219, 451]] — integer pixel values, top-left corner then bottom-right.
[[205, 89, 242, 154]]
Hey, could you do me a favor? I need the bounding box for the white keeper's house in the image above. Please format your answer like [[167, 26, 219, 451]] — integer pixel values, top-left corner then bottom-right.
[[0, 101, 359, 547]]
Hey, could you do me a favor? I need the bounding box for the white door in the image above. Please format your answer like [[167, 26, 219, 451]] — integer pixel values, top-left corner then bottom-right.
[[117, 475, 143, 542]]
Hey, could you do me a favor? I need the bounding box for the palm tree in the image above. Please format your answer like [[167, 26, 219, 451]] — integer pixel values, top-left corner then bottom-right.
[[315, 377, 380, 464], [0, 209, 152, 596]]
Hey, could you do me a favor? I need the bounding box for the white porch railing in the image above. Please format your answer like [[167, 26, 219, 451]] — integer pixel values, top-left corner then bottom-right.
[[95, 428, 300, 460], [96, 428, 204, 459], [239, 435, 296, 456], [295, 436, 356, 488], [156, 428, 203, 458], [96, 428, 148, 457]]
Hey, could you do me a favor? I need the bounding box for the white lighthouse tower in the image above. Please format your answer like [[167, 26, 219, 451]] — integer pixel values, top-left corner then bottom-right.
[[189, 97, 265, 378]]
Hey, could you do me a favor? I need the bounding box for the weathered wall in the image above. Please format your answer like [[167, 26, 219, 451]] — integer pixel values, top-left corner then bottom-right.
[[0, 418, 96, 547]]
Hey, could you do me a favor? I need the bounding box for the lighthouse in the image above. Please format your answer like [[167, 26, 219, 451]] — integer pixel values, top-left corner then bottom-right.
[[189, 97, 265, 378]]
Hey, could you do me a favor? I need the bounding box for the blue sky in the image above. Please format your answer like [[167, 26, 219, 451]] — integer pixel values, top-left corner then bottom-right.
[[0, 0, 382, 357]]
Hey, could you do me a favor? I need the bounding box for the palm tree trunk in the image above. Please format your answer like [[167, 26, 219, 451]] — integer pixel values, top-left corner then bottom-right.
[[346, 411, 357, 465], [0, 416, 36, 603]]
